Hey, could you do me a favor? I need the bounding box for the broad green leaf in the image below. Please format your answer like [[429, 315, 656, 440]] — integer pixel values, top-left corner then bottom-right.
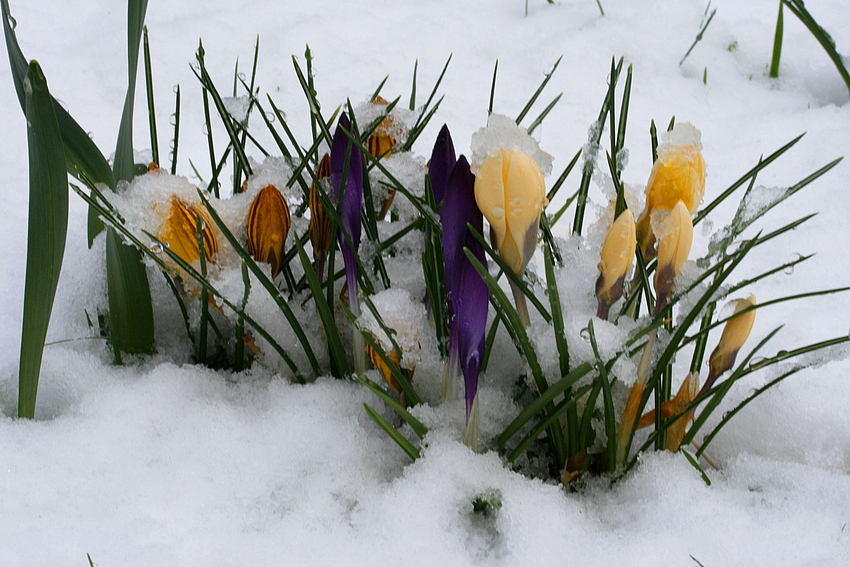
[[18, 60, 68, 418]]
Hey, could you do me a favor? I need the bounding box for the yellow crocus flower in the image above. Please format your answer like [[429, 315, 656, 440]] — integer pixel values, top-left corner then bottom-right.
[[474, 147, 548, 276], [246, 184, 291, 279], [596, 209, 636, 319], [158, 197, 218, 266], [636, 123, 705, 259]]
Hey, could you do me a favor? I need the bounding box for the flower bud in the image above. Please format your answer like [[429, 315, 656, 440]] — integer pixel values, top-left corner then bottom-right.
[[158, 197, 217, 266], [309, 153, 333, 279], [474, 147, 548, 276], [366, 97, 397, 220], [596, 209, 636, 319], [367, 341, 403, 393], [636, 123, 705, 259], [653, 200, 693, 313], [246, 184, 291, 279], [704, 295, 756, 392]]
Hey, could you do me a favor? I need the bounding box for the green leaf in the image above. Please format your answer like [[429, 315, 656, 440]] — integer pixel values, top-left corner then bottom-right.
[[357, 375, 428, 438], [114, 0, 149, 183], [364, 404, 420, 461], [295, 238, 349, 377], [18, 60, 68, 418], [783, 0, 850, 95], [770, 1, 784, 78], [105, 229, 155, 359]]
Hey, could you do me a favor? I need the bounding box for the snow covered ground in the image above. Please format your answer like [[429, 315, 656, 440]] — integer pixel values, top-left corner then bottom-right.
[[2, 0, 850, 565]]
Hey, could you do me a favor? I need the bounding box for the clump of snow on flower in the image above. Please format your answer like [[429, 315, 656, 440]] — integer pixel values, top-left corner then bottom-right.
[[470, 113, 554, 176]]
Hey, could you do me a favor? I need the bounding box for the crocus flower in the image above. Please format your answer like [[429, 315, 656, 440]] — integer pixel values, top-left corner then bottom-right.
[[246, 184, 290, 279], [441, 156, 489, 449], [365, 97, 397, 219], [308, 153, 333, 282], [653, 200, 693, 314], [700, 295, 757, 395], [637, 371, 700, 451], [429, 124, 457, 207], [330, 113, 366, 373], [425, 124, 457, 319], [596, 209, 636, 320], [474, 147, 548, 325], [158, 197, 218, 266], [635, 123, 705, 259]]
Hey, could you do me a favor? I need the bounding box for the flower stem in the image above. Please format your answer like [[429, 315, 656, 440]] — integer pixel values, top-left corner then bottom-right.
[[509, 279, 531, 326]]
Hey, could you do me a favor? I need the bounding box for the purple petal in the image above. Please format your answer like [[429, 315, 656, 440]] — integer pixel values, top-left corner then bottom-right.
[[439, 155, 488, 417], [330, 113, 363, 305], [428, 124, 456, 206], [455, 236, 488, 417]]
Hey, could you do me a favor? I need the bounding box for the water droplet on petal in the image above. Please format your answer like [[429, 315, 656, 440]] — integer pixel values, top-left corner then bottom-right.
[[150, 243, 163, 254], [580, 328, 590, 341], [164, 242, 171, 249], [491, 207, 504, 220], [534, 196, 543, 208], [511, 198, 522, 207], [513, 208, 523, 216]]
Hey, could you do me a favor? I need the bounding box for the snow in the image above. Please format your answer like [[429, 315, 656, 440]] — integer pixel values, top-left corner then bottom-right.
[[3, 0, 850, 565]]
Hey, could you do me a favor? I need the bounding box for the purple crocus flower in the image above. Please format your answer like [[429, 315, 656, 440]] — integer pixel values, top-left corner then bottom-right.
[[329, 113, 363, 314], [330, 113, 366, 373], [429, 124, 457, 207], [440, 156, 488, 419]]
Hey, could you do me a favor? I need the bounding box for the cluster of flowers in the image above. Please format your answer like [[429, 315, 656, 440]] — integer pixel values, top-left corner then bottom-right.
[[124, 101, 758, 458]]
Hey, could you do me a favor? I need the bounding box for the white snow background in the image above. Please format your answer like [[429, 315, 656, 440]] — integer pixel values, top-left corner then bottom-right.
[[2, 0, 850, 565]]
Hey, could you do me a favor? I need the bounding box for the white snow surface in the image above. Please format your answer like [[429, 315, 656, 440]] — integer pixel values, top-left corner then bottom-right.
[[2, 1, 850, 565]]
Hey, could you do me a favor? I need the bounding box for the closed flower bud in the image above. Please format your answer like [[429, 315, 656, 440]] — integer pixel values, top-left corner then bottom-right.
[[596, 209, 636, 319], [637, 372, 700, 451], [636, 123, 705, 259], [474, 147, 548, 276], [246, 184, 291, 279], [158, 197, 217, 266], [367, 341, 403, 393], [309, 153, 333, 280], [653, 200, 693, 313], [702, 295, 756, 393], [365, 96, 396, 160]]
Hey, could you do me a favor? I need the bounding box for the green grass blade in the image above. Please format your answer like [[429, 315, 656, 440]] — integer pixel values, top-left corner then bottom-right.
[[358, 375, 428, 438], [783, 0, 850, 94], [587, 320, 618, 471], [364, 404, 420, 460], [516, 56, 562, 125], [114, 0, 148, 183], [142, 26, 158, 165], [295, 238, 349, 377], [693, 134, 803, 225], [679, 7, 717, 66], [488, 60, 498, 115], [170, 84, 181, 174], [18, 61, 69, 418], [408, 60, 417, 110], [505, 383, 594, 463], [497, 363, 592, 448], [574, 57, 623, 235], [770, 1, 784, 78]]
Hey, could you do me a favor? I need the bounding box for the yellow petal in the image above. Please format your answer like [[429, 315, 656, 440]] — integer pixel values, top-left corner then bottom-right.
[[636, 123, 705, 257], [709, 295, 757, 379], [309, 153, 333, 269], [474, 147, 548, 275], [653, 200, 693, 307], [596, 209, 636, 317], [158, 198, 218, 266], [246, 184, 291, 278]]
